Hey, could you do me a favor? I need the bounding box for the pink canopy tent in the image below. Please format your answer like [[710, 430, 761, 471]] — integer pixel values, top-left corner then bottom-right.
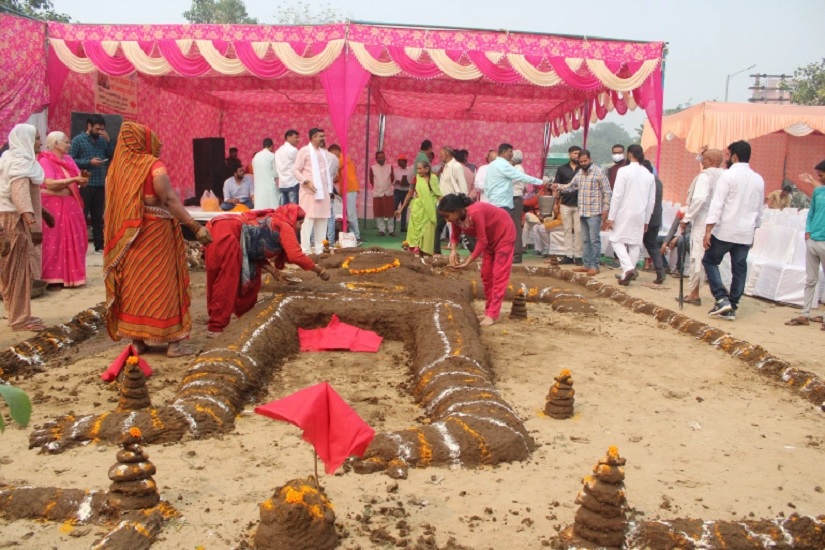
[[2, 14, 666, 201]]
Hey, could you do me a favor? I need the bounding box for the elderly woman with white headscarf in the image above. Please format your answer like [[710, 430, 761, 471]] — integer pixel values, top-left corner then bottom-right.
[[0, 124, 53, 331], [38, 131, 88, 288]]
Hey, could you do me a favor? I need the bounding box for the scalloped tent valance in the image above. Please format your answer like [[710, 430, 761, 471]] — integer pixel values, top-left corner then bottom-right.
[[44, 21, 665, 147], [1, 15, 665, 179]]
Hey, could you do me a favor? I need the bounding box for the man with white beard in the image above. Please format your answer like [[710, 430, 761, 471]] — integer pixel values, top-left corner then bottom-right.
[[679, 148, 724, 305], [605, 144, 655, 285]]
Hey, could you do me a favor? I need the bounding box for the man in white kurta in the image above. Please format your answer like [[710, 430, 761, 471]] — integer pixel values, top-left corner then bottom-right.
[[293, 128, 334, 255], [681, 149, 724, 301], [606, 145, 655, 284], [252, 138, 279, 210]]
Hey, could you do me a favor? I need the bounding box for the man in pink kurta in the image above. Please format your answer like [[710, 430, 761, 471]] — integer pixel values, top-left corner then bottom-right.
[[293, 128, 334, 254]]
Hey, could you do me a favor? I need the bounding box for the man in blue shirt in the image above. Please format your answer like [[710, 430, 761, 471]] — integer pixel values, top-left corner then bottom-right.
[[786, 160, 825, 328], [485, 143, 543, 263], [70, 114, 115, 253]]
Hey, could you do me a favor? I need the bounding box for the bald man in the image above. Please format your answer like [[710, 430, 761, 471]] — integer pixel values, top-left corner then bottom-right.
[[679, 148, 724, 304]]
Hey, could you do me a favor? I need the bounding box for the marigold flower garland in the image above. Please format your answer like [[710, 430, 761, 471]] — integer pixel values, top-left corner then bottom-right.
[[340, 256, 401, 275]]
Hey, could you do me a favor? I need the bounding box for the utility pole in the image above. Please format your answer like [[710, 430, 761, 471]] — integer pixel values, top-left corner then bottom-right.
[[725, 64, 756, 102]]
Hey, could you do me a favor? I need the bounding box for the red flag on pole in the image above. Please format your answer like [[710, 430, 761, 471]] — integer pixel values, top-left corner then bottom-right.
[[254, 382, 375, 475]]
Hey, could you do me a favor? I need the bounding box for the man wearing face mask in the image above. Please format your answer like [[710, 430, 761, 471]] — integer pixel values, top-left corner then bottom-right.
[[607, 144, 627, 190], [703, 141, 765, 320]]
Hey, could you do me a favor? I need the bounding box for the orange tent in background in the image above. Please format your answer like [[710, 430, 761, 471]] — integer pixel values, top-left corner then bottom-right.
[[641, 102, 825, 203]]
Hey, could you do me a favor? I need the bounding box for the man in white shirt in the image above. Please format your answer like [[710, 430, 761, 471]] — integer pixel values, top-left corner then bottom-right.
[[433, 147, 467, 255], [702, 140, 765, 320], [605, 144, 655, 285], [393, 154, 414, 233], [252, 137, 279, 210], [473, 150, 496, 203], [276, 129, 300, 205], [370, 151, 395, 236], [485, 143, 543, 263], [680, 148, 724, 304]]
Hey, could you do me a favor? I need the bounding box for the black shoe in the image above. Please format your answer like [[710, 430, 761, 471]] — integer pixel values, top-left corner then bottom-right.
[[573, 258, 584, 266], [558, 256, 574, 265], [513, 255, 523, 264], [718, 310, 736, 321], [653, 274, 666, 285], [708, 298, 733, 317]]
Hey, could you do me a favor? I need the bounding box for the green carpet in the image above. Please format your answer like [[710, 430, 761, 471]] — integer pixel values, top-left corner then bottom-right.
[[354, 219, 408, 250]]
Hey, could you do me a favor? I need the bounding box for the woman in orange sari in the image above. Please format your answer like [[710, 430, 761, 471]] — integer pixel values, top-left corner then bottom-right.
[[104, 121, 212, 357]]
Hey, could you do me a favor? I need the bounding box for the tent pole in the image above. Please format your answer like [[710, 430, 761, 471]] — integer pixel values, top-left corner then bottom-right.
[[363, 85, 372, 224]]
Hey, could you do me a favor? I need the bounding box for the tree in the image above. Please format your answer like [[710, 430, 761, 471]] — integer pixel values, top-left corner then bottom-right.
[[0, 0, 71, 21], [273, 1, 344, 25], [0, 384, 31, 433], [550, 122, 633, 166], [786, 59, 825, 106], [633, 101, 692, 143], [183, 0, 258, 24]]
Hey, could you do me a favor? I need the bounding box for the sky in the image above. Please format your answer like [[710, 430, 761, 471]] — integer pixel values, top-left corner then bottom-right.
[[51, 0, 825, 136]]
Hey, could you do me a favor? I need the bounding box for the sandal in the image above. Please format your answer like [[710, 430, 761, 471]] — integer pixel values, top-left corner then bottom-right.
[[811, 316, 824, 323], [675, 297, 702, 306], [785, 316, 810, 326], [14, 320, 46, 332]]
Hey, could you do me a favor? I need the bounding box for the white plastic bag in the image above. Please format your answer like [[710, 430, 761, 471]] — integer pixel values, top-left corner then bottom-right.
[[338, 232, 358, 249], [201, 190, 220, 212]]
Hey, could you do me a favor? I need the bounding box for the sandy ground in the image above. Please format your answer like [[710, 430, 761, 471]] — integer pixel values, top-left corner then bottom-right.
[[1, 250, 824, 549]]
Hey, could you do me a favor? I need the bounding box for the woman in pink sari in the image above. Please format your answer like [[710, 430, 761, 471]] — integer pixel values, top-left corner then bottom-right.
[[37, 131, 89, 287]]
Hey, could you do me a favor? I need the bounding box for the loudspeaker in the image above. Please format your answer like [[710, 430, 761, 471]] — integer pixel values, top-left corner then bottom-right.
[[193, 137, 226, 201]]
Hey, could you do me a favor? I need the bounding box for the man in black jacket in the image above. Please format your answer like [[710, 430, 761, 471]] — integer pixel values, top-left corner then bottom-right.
[[641, 160, 666, 284]]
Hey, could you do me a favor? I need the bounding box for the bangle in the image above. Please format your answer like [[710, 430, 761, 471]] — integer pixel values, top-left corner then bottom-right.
[[184, 218, 202, 233]]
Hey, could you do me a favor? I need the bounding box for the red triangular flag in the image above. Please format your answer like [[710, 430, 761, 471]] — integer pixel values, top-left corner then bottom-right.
[[100, 345, 153, 382], [254, 382, 375, 474]]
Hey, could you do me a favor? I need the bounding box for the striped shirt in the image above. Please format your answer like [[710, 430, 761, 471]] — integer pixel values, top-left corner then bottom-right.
[[557, 164, 612, 217]]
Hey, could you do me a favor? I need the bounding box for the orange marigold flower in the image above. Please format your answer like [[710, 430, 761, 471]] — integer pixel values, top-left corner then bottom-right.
[[607, 445, 619, 458], [126, 356, 139, 365], [128, 426, 142, 438], [558, 368, 571, 378]]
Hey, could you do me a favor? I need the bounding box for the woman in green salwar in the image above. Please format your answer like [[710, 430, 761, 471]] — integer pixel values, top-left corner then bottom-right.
[[396, 160, 442, 256]]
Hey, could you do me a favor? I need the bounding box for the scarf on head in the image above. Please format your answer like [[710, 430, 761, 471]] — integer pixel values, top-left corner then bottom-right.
[[240, 217, 281, 286], [0, 124, 45, 198], [103, 121, 160, 282], [309, 146, 332, 200]]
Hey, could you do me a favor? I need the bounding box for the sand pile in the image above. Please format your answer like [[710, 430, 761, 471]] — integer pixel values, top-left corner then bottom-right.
[[254, 478, 338, 550]]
